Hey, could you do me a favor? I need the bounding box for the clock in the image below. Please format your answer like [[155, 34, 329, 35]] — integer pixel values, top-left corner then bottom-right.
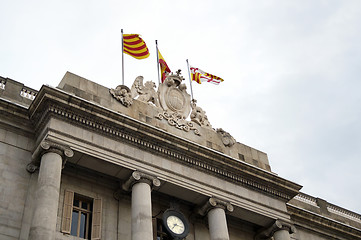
[[162, 209, 190, 239]]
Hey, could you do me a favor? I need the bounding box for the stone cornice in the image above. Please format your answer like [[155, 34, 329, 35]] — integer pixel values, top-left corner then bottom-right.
[[0, 97, 34, 134], [28, 85, 302, 201], [287, 204, 361, 240]]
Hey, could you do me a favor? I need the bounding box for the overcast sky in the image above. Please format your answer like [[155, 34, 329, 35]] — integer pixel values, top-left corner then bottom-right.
[[1, 0, 360, 214]]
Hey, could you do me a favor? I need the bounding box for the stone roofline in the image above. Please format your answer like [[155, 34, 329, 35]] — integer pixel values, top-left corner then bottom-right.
[[290, 192, 361, 223], [0, 76, 38, 106]]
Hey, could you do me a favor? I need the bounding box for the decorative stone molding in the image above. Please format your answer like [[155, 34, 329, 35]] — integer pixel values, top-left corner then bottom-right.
[[255, 220, 296, 240], [156, 111, 201, 136], [216, 128, 236, 147], [27, 140, 74, 173], [190, 99, 212, 129], [197, 197, 234, 216], [122, 170, 161, 191], [110, 85, 133, 107]]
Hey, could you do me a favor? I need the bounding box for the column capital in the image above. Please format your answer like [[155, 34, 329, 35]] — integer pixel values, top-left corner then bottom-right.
[[197, 197, 234, 216], [255, 220, 296, 240], [122, 170, 161, 191], [27, 140, 74, 173]]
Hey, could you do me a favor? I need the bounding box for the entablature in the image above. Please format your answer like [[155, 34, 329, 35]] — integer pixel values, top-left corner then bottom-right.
[[29, 84, 302, 203]]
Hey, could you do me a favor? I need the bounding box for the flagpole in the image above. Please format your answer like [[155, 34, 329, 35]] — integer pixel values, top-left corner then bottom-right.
[[156, 40, 160, 86], [186, 59, 194, 100], [121, 29, 124, 85]]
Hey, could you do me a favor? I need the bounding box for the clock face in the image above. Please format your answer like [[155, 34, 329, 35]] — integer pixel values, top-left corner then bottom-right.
[[162, 209, 189, 239], [166, 215, 185, 234]]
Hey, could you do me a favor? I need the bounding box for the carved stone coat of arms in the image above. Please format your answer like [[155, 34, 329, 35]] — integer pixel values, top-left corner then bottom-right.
[[158, 73, 191, 119]]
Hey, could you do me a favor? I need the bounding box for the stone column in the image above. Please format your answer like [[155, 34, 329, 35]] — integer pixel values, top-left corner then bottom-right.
[[197, 197, 234, 240], [27, 141, 73, 240], [254, 220, 296, 240], [122, 171, 161, 240]]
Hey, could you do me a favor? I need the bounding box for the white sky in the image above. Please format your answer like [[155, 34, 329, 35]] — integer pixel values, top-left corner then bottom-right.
[[1, 0, 360, 214]]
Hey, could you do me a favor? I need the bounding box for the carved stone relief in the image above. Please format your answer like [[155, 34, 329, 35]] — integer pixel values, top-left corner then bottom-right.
[[216, 128, 236, 147], [158, 71, 191, 119], [156, 111, 200, 136], [109, 85, 133, 107], [110, 71, 223, 136], [155, 71, 203, 135], [190, 99, 212, 129], [130, 76, 160, 107]]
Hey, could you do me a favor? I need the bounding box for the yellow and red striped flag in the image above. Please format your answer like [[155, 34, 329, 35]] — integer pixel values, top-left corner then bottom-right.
[[158, 49, 171, 83], [123, 34, 150, 59], [190, 66, 224, 85]]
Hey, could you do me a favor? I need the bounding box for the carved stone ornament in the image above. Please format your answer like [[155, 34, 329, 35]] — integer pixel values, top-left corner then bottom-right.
[[197, 197, 234, 216], [156, 71, 202, 135], [27, 140, 74, 173], [158, 71, 191, 119], [110, 85, 133, 107], [216, 128, 236, 147], [122, 170, 161, 191], [190, 99, 212, 129], [255, 220, 296, 240], [130, 76, 160, 107], [156, 111, 200, 136]]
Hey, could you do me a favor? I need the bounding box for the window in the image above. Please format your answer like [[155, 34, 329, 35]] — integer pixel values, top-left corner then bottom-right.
[[153, 218, 172, 240], [62, 190, 102, 240], [71, 195, 92, 238]]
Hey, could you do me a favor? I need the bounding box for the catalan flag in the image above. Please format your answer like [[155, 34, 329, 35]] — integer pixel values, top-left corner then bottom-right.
[[123, 34, 150, 60], [158, 49, 171, 83], [190, 66, 224, 85]]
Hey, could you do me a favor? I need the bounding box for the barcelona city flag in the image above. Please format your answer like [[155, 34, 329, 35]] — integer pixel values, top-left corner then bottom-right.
[[158, 49, 171, 83], [123, 34, 150, 60], [190, 66, 224, 85]]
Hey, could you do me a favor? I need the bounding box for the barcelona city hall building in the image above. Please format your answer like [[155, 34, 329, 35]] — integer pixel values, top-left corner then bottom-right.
[[0, 72, 360, 240]]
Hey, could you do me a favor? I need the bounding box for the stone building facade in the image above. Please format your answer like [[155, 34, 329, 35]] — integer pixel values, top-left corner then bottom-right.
[[0, 72, 360, 240]]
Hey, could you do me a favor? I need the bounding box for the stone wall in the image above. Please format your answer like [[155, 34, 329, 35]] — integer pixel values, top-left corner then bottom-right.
[[0, 130, 33, 239]]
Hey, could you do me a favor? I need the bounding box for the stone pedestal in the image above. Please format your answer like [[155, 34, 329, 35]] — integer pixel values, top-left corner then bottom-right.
[[123, 171, 161, 240], [197, 197, 234, 240], [28, 141, 73, 240]]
